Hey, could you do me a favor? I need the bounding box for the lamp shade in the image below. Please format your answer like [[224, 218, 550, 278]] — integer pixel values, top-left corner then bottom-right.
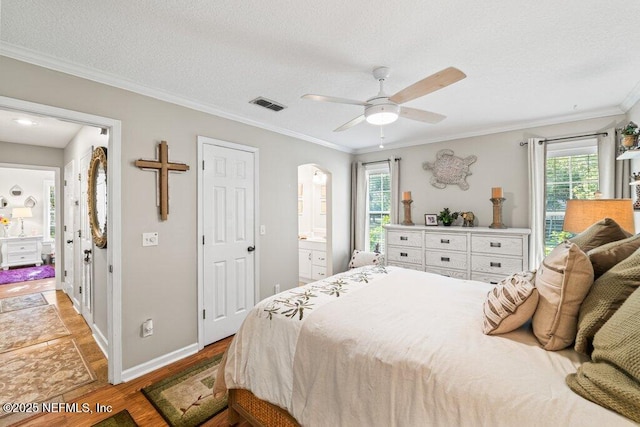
[[563, 199, 634, 234], [11, 207, 33, 219]]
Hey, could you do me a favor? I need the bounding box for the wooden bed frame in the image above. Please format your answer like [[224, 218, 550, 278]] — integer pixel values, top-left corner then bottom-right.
[[229, 388, 300, 427]]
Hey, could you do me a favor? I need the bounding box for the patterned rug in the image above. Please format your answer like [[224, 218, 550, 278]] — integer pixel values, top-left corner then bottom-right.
[[142, 354, 227, 427], [0, 339, 95, 418], [0, 265, 55, 285], [0, 304, 70, 353], [0, 292, 47, 313], [92, 409, 138, 426]]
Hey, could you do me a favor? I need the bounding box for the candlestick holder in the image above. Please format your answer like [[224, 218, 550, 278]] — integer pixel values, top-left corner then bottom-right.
[[401, 199, 414, 226], [489, 197, 507, 229]]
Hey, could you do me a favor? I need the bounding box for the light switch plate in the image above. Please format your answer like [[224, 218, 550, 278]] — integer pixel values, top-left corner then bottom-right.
[[142, 232, 158, 246]]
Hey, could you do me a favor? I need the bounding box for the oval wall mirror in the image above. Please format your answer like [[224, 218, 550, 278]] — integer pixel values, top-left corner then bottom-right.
[[88, 146, 108, 248], [0, 196, 7, 208], [10, 185, 22, 196], [24, 196, 37, 208]]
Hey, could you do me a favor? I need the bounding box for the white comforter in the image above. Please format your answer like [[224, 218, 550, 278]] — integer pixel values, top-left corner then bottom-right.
[[223, 266, 634, 426]]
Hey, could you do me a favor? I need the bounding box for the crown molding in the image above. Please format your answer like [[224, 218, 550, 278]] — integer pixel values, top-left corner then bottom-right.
[[620, 80, 640, 112], [0, 42, 353, 154]]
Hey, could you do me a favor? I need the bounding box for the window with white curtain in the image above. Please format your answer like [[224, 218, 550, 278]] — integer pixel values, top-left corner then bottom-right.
[[365, 163, 390, 252], [545, 138, 599, 253]]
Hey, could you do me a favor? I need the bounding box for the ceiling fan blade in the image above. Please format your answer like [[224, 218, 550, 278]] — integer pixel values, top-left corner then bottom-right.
[[400, 107, 446, 124], [302, 94, 369, 106], [389, 67, 466, 104], [334, 115, 365, 132]]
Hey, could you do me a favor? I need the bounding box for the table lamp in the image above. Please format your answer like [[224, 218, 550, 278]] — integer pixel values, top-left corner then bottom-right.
[[563, 199, 634, 234], [12, 207, 33, 237]]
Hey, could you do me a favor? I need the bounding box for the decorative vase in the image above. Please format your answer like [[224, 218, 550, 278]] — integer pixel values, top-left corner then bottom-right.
[[622, 134, 637, 148]]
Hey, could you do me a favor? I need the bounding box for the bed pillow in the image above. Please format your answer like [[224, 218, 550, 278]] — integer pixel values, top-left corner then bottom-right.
[[482, 271, 538, 335], [348, 250, 383, 269], [568, 218, 629, 253], [566, 286, 640, 423], [588, 233, 640, 279], [574, 246, 640, 355], [532, 241, 594, 351]]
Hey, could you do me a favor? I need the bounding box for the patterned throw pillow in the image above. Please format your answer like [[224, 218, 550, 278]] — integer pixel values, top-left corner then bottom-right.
[[482, 271, 538, 335], [569, 218, 629, 253], [348, 250, 383, 269], [532, 241, 594, 351], [587, 233, 640, 279]]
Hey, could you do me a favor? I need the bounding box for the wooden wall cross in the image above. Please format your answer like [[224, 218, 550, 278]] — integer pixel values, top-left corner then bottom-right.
[[134, 141, 189, 221]]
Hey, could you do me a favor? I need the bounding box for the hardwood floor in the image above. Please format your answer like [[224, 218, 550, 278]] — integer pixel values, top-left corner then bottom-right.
[[1, 278, 246, 427]]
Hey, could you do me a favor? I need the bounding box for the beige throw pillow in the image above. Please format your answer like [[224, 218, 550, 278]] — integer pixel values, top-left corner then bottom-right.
[[574, 246, 640, 355], [569, 218, 629, 253], [532, 242, 594, 350], [587, 233, 640, 279], [482, 271, 538, 335]]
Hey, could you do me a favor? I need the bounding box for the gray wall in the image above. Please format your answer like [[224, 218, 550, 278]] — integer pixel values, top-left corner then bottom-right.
[[0, 140, 64, 168], [0, 56, 352, 370], [355, 115, 625, 228]]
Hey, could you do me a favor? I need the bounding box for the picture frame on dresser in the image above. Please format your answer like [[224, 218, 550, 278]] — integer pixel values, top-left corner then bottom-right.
[[425, 214, 438, 226]]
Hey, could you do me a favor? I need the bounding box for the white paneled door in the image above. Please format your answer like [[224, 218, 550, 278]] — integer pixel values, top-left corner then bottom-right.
[[203, 143, 256, 344], [63, 160, 76, 302]]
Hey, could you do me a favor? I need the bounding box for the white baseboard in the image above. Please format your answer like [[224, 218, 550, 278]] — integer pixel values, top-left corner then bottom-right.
[[120, 343, 199, 382], [92, 325, 109, 358]]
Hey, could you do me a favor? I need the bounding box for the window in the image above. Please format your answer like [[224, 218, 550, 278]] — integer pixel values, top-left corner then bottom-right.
[[43, 180, 55, 241], [544, 139, 598, 253], [365, 164, 390, 252]]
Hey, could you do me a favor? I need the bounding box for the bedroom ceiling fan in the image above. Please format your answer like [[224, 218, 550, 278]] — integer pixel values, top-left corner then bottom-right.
[[302, 66, 466, 132]]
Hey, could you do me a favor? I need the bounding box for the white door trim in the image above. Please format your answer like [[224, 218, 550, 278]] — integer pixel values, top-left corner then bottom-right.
[[196, 136, 260, 350], [0, 96, 123, 384]]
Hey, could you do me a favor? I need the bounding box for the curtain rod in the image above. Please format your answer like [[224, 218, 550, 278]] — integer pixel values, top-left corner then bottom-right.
[[362, 157, 401, 166], [519, 132, 608, 146]]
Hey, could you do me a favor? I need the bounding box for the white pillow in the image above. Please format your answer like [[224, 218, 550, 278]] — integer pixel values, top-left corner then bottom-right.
[[348, 250, 383, 269]]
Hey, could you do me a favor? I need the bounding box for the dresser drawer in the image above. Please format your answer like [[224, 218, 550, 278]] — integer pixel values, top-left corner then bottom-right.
[[6, 241, 37, 254], [471, 255, 522, 276], [386, 246, 422, 265], [471, 272, 508, 285], [471, 235, 522, 256], [387, 261, 424, 271], [426, 266, 468, 280], [387, 231, 422, 248], [8, 253, 39, 264], [312, 250, 327, 267], [424, 233, 467, 252], [425, 250, 467, 270], [312, 265, 327, 280]]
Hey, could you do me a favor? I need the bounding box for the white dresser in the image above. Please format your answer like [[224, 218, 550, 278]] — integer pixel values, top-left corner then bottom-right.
[[0, 236, 44, 270], [299, 239, 328, 283], [384, 225, 530, 284]]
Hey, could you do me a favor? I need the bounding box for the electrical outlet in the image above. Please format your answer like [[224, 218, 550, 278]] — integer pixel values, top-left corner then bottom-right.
[[142, 232, 158, 247], [142, 319, 153, 337], [274, 283, 280, 294]]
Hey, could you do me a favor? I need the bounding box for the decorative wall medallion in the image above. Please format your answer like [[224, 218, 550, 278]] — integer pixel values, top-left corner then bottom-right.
[[423, 149, 477, 190], [10, 185, 22, 196], [24, 196, 37, 208], [0, 196, 7, 208]]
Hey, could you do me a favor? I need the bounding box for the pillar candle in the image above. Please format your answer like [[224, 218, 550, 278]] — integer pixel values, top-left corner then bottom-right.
[[491, 187, 503, 198], [402, 191, 411, 201]]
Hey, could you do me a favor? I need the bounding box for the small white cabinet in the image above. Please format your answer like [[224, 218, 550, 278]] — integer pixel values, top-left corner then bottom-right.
[[299, 240, 328, 283], [0, 236, 44, 270]]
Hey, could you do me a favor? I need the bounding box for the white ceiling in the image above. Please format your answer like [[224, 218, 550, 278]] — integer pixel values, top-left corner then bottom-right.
[[0, 109, 82, 148], [2, 0, 640, 153]]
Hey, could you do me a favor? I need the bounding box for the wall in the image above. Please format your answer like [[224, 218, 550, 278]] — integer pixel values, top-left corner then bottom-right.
[[622, 98, 640, 226], [356, 115, 625, 229], [0, 167, 54, 239], [0, 56, 352, 370]]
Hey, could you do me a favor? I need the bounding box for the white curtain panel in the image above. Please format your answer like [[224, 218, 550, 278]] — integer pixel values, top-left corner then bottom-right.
[[389, 157, 400, 224], [598, 127, 631, 199], [528, 137, 546, 268], [350, 161, 367, 252]]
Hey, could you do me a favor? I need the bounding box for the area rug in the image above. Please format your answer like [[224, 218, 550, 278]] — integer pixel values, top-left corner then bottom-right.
[[0, 264, 55, 285], [0, 339, 96, 418], [0, 292, 47, 313], [0, 304, 70, 353], [142, 353, 227, 427], [92, 409, 138, 427]]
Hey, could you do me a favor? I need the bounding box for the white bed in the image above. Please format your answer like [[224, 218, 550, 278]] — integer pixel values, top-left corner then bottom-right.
[[219, 265, 634, 426]]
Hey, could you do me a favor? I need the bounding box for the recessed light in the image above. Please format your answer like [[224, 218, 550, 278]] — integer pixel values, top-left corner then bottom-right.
[[13, 118, 38, 126]]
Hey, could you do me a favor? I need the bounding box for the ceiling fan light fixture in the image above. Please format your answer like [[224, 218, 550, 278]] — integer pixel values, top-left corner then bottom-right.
[[365, 103, 399, 125]]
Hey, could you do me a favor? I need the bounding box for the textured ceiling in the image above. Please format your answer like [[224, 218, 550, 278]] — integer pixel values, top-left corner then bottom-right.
[[2, 0, 640, 153], [0, 109, 82, 148]]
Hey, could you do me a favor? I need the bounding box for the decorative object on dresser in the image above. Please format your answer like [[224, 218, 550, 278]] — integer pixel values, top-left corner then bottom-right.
[[134, 140, 190, 221], [423, 149, 477, 190], [401, 191, 414, 226], [0, 215, 10, 237], [11, 207, 32, 237], [424, 214, 437, 226], [489, 187, 506, 229], [384, 224, 530, 284], [436, 208, 458, 226], [460, 211, 475, 227], [0, 236, 43, 270]]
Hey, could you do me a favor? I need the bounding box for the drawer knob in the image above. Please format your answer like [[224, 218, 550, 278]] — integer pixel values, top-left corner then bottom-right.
[[490, 242, 502, 248], [490, 262, 502, 268], [400, 236, 408, 241], [490, 281, 499, 284], [441, 257, 450, 262], [319, 257, 325, 261], [440, 239, 450, 244], [400, 252, 408, 257]]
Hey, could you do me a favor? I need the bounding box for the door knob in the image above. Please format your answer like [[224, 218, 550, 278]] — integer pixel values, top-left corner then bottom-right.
[[66, 239, 73, 244], [83, 249, 92, 263], [247, 246, 255, 252]]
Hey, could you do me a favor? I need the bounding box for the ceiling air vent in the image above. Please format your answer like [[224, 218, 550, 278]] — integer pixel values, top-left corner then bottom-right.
[[250, 97, 287, 112]]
